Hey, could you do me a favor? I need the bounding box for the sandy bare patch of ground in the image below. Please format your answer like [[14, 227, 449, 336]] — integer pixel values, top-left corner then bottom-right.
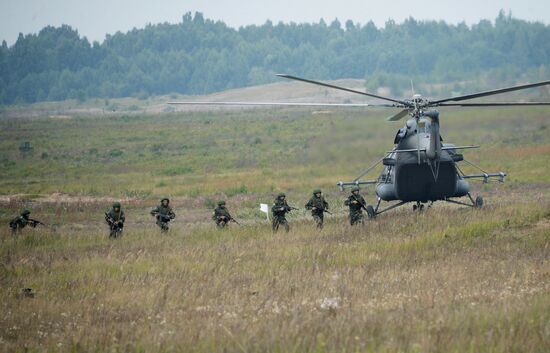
[[48, 115, 73, 120], [0, 192, 260, 207]]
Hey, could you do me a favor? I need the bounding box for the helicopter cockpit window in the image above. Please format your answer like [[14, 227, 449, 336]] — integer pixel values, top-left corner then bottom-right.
[[393, 127, 407, 144]]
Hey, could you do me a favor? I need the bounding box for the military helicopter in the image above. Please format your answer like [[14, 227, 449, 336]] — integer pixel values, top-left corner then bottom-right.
[[169, 74, 550, 217]]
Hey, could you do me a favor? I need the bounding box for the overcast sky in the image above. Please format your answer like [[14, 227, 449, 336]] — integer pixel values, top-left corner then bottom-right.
[[1, 0, 549, 45]]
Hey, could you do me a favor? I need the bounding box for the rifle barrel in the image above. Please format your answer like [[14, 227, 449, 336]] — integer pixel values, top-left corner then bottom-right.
[[30, 219, 48, 227]]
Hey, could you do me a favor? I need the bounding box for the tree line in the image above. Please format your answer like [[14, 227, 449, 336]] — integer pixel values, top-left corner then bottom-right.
[[0, 11, 549, 104]]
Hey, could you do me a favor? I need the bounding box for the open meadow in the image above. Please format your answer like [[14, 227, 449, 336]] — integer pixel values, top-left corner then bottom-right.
[[0, 98, 549, 352]]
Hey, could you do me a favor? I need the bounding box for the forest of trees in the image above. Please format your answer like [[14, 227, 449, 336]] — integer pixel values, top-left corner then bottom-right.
[[0, 11, 549, 104]]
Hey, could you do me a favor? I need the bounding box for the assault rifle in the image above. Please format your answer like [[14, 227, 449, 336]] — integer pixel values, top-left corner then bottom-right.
[[230, 218, 241, 225], [152, 212, 174, 223], [308, 206, 333, 215], [274, 205, 299, 212], [217, 214, 241, 225], [28, 218, 48, 228], [350, 195, 368, 212], [105, 213, 123, 227]]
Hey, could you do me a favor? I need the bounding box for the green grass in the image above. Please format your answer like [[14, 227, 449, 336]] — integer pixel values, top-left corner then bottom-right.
[[0, 107, 549, 199]]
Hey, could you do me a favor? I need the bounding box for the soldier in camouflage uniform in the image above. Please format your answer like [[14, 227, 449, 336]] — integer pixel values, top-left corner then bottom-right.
[[212, 200, 234, 228], [305, 189, 329, 229], [105, 202, 125, 238], [150, 198, 175, 232], [9, 209, 34, 234], [271, 193, 294, 233], [344, 186, 366, 225]]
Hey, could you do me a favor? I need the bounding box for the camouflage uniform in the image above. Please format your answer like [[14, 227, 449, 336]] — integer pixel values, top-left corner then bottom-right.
[[344, 187, 366, 225], [305, 189, 329, 229], [151, 198, 175, 232], [271, 193, 291, 232], [9, 209, 31, 234], [105, 202, 125, 238], [212, 200, 233, 228]]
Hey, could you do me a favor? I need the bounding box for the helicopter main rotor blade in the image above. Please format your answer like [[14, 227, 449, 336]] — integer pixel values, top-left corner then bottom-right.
[[386, 109, 410, 121], [276, 74, 409, 106], [437, 102, 550, 107], [167, 101, 391, 107], [431, 80, 550, 104]]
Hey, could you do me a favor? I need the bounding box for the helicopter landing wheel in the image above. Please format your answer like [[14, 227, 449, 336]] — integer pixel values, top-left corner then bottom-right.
[[366, 205, 376, 219], [413, 202, 424, 211], [474, 196, 484, 209]]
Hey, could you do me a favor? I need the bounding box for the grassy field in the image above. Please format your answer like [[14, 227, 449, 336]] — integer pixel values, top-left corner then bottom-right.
[[0, 98, 549, 352], [1, 106, 549, 198]]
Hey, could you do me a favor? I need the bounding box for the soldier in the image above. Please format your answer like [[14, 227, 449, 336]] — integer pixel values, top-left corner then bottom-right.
[[105, 202, 125, 238], [344, 186, 367, 225], [9, 209, 31, 234], [271, 193, 297, 233], [212, 200, 238, 228], [151, 197, 175, 232], [305, 189, 330, 229], [8, 209, 44, 234]]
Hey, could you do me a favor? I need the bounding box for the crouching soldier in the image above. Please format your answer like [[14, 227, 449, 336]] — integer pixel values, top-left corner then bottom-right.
[[305, 189, 330, 229], [272, 193, 297, 233], [151, 197, 175, 232], [105, 202, 125, 238], [212, 200, 239, 228], [9, 209, 43, 234], [344, 187, 367, 225]]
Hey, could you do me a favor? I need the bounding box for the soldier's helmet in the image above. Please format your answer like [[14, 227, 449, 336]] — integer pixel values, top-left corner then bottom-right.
[[21, 209, 31, 216], [112, 202, 121, 209], [313, 189, 322, 195], [218, 200, 226, 206], [277, 192, 286, 199], [351, 186, 360, 192], [161, 197, 170, 203]]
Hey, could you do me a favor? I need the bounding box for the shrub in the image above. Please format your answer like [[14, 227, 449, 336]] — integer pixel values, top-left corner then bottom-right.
[[108, 149, 124, 158]]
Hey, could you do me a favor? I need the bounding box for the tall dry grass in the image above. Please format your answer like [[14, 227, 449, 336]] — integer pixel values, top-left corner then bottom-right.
[[1, 191, 549, 352]]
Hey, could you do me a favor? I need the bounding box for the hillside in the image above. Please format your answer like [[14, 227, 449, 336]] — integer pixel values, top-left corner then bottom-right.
[[2, 75, 548, 119]]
